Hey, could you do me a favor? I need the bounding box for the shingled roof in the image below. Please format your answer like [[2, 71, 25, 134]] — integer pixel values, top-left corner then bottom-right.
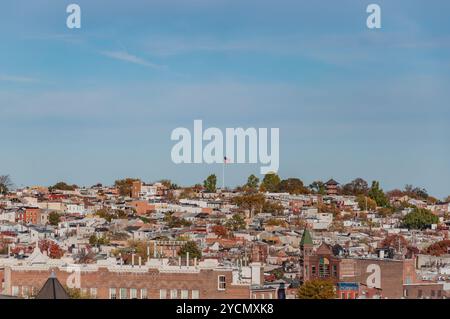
[[300, 228, 313, 246], [35, 271, 70, 299]]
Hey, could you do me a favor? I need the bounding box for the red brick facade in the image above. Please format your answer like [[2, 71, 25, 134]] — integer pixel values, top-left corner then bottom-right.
[[2, 266, 260, 299]]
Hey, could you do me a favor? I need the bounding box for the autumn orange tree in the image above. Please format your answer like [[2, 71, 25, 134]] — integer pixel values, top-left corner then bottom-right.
[[211, 225, 228, 238], [297, 279, 336, 299], [423, 240, 450, 256]]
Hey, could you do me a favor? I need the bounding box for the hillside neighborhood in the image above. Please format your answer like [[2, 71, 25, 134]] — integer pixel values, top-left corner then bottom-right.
[[1, 174, 450, 299]]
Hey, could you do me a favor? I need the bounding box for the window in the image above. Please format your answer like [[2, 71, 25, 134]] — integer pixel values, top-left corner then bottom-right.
[[12, 286, 19, 297], [81, 288, 88, 296], [181, 290, 189, 299], [141, 288, 148, 299], [438, 290, 442, 298], [311, 265, 316, 275], [341, 292, 346, 299], [332, 265, 338, 277], [268, 293, 273, 299], [218, 275, 226, 290], [160, 289, 167, 299], [417, 290, 423, 298], [431, 290, 435, 298], [90, 288, 97, 298], [170, 289, 178, 299], [130, 288, 137, 299], [120, 288, 127, 299], [305, 265, 309, 276], [319, 257, 330, 277], [404, 289, 408, 297], [109, 288, 117, 299], [192, 290, 199, 299], [22, 286, 29, 297], [260, 293, 264, 299]]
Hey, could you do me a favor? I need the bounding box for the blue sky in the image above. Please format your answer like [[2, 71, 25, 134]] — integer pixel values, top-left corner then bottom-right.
[[0, 0, 449, 198]]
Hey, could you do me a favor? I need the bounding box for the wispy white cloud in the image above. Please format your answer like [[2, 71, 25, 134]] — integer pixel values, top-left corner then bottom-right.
[[100, 50, 164, 69], [0, 74, 37, 83]]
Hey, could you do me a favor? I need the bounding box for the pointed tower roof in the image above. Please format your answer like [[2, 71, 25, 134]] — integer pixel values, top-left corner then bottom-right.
[[325, 179, 339, 186], [300, 228, 313, 246], [35, 272, 70, 299]]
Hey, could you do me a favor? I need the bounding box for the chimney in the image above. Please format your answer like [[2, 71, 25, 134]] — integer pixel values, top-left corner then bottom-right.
[[250, 262, 262, 285]]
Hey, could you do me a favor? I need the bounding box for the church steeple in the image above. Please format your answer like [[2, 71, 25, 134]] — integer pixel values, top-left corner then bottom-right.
[[300, 227, 313, 256]]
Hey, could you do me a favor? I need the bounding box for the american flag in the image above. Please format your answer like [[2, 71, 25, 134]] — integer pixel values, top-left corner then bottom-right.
[[224, 156, 230, 164]]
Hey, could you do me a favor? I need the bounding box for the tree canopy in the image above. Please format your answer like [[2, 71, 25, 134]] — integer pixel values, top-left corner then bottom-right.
[[114, 178, 139, 197], [225, 214, 246, 231], [203, 174, 217, 193], [48, 212, 61, 226], [278, 178, 309, 194], [178, 241, 202, 259], [297, 279, 336, 299], [368, 181, 389, 207], [341, 178, 369, 196], [49, 181, 77, 192], [0, 175, 13, 195], [260, 173, 281, 192], [356, 195, 377, 211], [308, 181, 326, 195], [403, 208, 439, 230], [245, 174, 260, 192]]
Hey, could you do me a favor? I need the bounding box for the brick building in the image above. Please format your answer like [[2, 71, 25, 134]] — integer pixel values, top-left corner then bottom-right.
[[300, 228, 424, 299], [0, 249, 275, 299], [15, 207, 41, 224]]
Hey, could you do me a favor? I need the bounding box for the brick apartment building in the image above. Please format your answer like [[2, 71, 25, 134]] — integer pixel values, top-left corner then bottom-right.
[[299, 228, 441, 299], [1, 249, 276, 299], [15, 207, 41, 224]]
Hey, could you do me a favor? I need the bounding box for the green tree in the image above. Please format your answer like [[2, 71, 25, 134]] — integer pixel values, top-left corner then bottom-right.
[[245, 174, 260, 192], [225, 214, 247, 231], [232, 193, 266, 217], [49, 182, 77, 192], [278, 178, 309, 194], [203, 174, 217, 193], [89, 234, 110, 246], [260, 173, 281, 193], [308, 181, 326, 195], [368, 181, 389, 207], [48, 211, 61, 226], [297, 279, 336, 299], [95, 208, 113, 222], [403, 208, 439, 230], [0, 175, 13, 195], [178, 241, 202, 259], [356, 195, 377, 211], [262, 201, 284, 215]]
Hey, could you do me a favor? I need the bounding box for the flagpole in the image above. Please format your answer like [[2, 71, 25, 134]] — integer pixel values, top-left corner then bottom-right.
[[222, 160, 225, 190]]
